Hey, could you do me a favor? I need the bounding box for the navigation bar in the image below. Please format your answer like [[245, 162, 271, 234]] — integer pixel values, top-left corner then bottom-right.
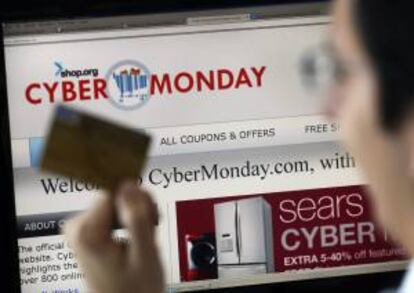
[[12, 115, 340, 169]]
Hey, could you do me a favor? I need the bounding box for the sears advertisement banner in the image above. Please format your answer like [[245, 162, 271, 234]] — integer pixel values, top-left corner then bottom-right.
[[175, 185, 406, 282]]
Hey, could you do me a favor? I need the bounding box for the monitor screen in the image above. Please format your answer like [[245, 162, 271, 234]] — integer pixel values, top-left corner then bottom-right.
[[2, 5, 408, 292]]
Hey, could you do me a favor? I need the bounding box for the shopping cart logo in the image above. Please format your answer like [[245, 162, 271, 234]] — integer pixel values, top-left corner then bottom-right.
[[113, 68, 147, 97], [106, 60, 151, 110]]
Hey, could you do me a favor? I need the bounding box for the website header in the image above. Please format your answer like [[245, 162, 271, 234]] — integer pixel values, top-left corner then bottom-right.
[[6, 17, 328, 140]]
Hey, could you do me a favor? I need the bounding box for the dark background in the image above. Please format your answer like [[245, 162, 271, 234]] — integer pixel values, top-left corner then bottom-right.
[[1, 0, 324, 20], [0, 0, 405, 292]]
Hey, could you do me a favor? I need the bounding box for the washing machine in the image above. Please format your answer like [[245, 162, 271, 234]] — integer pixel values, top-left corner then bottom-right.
[[184, 233, 217, 281]]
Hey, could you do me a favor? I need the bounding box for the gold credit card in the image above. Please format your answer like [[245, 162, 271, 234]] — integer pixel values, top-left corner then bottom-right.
[[40, 105, 151, 191]]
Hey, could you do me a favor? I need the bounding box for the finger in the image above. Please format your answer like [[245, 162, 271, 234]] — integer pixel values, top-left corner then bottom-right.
[[64, 193, 116, 256], [115, 181, 159, 265]]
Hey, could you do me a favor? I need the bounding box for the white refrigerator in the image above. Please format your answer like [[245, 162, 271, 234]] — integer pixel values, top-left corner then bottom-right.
[[214, 197, 274, 279]]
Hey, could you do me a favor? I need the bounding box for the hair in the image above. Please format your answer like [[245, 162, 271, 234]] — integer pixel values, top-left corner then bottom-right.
[[353, 0, 414, 132]]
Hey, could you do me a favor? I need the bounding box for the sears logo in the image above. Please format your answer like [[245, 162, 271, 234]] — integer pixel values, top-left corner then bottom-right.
[[105, 60, 151, 110]]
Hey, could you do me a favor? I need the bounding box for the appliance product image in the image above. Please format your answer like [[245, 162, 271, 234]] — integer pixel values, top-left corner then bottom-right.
[[185, 233, 218, 281], [214, 197, 274, 279]]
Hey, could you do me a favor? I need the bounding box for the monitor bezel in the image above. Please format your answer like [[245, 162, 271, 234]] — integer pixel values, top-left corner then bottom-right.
[[0, 28, 21, 293]]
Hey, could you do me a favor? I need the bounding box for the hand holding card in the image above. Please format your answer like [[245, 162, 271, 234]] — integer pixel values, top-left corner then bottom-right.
[[40, 105, 151, 191]]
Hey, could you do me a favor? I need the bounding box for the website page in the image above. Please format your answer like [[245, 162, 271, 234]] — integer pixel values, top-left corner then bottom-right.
[[4, 15, 408, 293]]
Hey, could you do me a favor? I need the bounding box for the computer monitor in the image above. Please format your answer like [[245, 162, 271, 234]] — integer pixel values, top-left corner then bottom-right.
[[0, 2, 408, 292]]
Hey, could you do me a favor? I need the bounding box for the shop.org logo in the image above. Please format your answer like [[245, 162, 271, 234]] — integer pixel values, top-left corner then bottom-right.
[[54, 61, 99, 78], [54, 62, 64, 76], [105, 60, 152, 110]]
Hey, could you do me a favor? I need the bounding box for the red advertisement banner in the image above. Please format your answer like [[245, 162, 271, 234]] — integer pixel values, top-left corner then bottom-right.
[[176, 185, 406, 282]]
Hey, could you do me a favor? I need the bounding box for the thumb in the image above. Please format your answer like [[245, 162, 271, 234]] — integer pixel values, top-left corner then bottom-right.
[[115, 181, 159, 265], [64, 193, 115, 254]]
